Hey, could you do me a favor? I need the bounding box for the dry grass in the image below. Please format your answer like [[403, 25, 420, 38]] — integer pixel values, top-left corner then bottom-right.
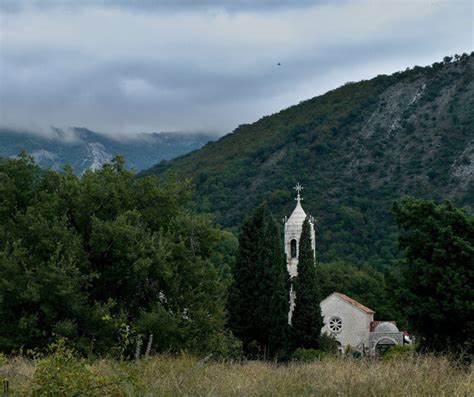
[[1, 354, 472, 396]]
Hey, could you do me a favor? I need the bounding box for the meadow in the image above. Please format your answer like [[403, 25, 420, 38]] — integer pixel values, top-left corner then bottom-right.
[[1, 353, 472, 396]]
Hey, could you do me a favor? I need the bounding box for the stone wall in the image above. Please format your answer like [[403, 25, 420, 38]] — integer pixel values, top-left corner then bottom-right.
[[369, 332, 404, 354], [320, 294, 373, 352]]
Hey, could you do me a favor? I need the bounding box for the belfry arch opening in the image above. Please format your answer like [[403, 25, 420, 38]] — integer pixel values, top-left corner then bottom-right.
[[290, 239, 297, 258]]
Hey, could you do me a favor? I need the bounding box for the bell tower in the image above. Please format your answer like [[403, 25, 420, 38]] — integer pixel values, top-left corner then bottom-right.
[[283, 183, 316, 322]]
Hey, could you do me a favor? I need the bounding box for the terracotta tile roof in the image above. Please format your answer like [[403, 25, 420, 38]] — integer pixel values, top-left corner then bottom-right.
[[335, 292, 375, 314]]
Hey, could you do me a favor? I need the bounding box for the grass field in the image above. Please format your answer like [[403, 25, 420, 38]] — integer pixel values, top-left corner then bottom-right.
[[1, 354, 472, 396]]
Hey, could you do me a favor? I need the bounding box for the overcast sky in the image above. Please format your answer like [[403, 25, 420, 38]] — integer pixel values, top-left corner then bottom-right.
[[1, 0, 472, 138]]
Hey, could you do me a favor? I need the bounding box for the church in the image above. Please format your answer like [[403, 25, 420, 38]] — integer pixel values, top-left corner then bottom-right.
[[283, 184, 405, 356]]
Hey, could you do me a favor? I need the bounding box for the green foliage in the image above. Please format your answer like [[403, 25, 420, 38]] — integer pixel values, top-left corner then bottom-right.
[[227, 203, 289, 359], [317, 261, 404, 323], [204, 330, 243, 360], [209, 230, 238, 284], [146, 54, 474, 267], [0, 155, 234, 356], [381, 345, 413, 361], [393, 196, 474, 353], [292, 348, 327, 362], [318, 333, 339, 354], [291, 219, 323, 349], [33, 339, 119, 396]]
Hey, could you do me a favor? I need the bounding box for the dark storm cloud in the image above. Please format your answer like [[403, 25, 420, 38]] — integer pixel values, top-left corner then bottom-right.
[[0, 0, 472, 137]]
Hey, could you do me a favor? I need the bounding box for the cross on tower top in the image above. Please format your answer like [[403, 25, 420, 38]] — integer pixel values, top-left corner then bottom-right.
[[294, 182, 304, 202]]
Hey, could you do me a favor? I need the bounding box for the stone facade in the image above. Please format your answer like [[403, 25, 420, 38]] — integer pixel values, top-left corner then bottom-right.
[[283, 184, 315, 322], [320, 292, 405, 355], [283, 194, 315, 278], [320, 292, 374, 352]]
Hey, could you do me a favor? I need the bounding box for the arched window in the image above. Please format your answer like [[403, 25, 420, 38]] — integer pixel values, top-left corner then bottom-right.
[[290, 239, 297, 258]]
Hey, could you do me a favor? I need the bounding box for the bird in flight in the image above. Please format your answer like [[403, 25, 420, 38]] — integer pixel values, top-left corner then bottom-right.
[[277, 62, 281, 66]]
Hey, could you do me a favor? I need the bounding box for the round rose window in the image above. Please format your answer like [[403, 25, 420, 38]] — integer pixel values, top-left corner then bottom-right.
[[329, 316, 343, 333]]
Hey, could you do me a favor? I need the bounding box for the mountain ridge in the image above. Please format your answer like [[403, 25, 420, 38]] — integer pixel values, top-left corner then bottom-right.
[[144, 53, 474, 266], [0, 127, 217, 174]]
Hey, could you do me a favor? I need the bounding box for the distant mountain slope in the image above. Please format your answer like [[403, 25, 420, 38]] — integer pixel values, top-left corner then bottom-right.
[[144, 53, 474, 266], [0, 128, 216, 174]]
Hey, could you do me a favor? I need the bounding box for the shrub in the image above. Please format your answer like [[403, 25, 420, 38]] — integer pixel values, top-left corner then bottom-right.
[[319, 333, 339, 354], [207, 331, 243, 360], [381, 345, 413, 361], [32, 339, 119, 396], [292, 348, 326, 362]]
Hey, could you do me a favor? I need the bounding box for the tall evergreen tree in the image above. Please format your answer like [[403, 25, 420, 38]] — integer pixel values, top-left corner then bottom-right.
[[227, 203, 289, 358], [291, 218, 323, 349], [393, 196, 474, 353], [265, 215, 291, 358]]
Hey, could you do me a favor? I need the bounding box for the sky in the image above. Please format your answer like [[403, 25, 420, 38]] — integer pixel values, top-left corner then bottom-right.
[[0, 0, 473, 138]]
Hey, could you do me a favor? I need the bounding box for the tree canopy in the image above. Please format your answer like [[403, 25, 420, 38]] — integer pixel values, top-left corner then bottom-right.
[[0, 154, 234, 356], [392, 196, 474, 353]]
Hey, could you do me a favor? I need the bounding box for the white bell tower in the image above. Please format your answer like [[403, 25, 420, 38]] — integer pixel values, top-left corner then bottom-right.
[[283, 183, 316, 322]]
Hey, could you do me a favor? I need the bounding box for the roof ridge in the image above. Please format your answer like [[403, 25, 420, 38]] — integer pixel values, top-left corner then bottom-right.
[[287, 200, 307, 223], [335, 292, 375, 314]]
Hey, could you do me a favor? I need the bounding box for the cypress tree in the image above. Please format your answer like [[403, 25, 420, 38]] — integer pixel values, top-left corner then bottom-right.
[[227, 202, 289, 359], [291, 218, 323, 349], [265, 214, 291, 358]]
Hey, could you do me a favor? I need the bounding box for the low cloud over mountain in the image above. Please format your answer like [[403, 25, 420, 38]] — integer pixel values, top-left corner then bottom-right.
[[1, 0, 472, 136], [0, 128, 216, 174]]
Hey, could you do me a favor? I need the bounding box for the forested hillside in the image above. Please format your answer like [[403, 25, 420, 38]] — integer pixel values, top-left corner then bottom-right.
[[145, 53, 474, 266]]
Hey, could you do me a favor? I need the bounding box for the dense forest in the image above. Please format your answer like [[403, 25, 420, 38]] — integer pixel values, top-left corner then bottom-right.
[[144, 53, 474, 267], [0, 154, 395, 356], [1, 154, 472, 359]]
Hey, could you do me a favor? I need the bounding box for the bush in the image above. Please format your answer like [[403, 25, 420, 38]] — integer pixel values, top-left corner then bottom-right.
[[381, 345, 413, 361], [292, 348, 326, 362], [207, 331, 243, 360], [32, 339, 119, 396], [319, 333, 339, 354]]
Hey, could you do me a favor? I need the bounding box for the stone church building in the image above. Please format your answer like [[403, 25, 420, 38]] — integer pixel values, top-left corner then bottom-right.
[[283, 184, 405, 355]]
